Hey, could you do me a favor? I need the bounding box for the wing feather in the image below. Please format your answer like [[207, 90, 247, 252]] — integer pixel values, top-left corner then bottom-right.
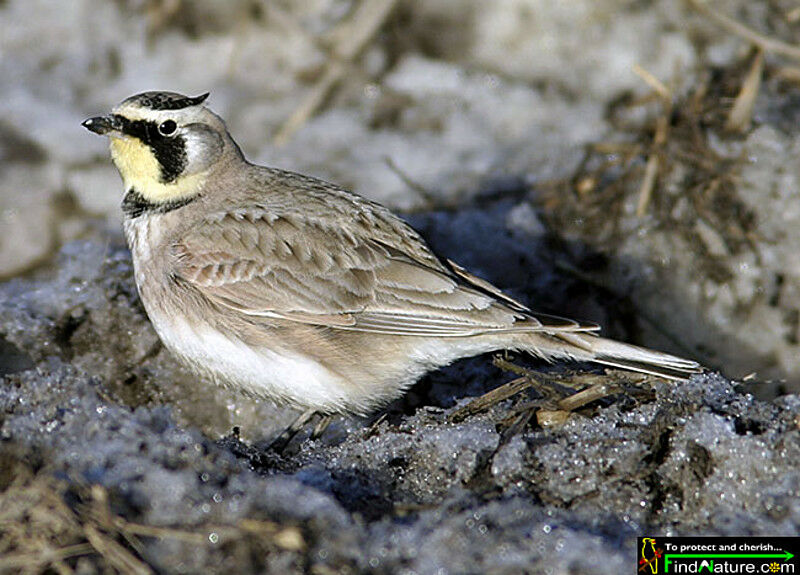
[[172, 206, 595, 336]]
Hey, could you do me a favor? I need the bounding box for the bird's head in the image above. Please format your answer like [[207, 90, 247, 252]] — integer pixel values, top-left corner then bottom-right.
[[83, 91, 241, 208]]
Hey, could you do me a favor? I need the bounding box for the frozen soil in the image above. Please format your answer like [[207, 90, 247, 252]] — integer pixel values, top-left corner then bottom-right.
[[2, 223, 800, 574]]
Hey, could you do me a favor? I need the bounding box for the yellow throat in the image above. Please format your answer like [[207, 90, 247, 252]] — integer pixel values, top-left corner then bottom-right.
[[110, 136, 206, 204]]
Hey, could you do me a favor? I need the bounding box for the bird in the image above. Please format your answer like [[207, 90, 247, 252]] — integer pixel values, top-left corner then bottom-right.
[[82, 91, 700, 417]]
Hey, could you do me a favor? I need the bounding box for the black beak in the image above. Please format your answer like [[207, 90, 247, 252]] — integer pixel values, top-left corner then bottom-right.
[[82, 115, 119, 135]]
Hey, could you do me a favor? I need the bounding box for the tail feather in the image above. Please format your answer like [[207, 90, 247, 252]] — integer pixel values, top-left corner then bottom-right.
[[589, 356, 699, 381], [546, 331, 702, 381], [446, 253, 701, 381]]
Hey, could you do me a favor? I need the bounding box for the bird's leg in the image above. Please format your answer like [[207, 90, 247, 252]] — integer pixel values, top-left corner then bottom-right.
[[268, 407, 317, 452], [311, 414, 333, 440]]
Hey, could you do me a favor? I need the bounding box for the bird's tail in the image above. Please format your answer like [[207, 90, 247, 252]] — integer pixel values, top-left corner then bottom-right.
[[523, 330, 701, 381]]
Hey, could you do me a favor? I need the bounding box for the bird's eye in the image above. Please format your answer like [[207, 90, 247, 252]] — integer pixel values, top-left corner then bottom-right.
[[158, 120, 177, 136]]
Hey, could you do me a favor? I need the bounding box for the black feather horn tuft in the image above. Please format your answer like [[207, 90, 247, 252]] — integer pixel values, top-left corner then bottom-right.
[[124, 91, 211, 111]]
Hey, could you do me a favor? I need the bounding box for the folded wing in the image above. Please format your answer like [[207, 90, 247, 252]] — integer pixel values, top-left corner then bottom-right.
[[172, 206, 597, 337]]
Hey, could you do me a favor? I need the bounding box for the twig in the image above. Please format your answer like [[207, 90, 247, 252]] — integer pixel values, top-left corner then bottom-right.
[[84, 524, 153, 575], [273, 0, 398, 145], [632, 64, 672, 100], [492, 356, 535, 377], [115, 521, 209, 545], [0, 544, 94, 571], [688, 0, 800, 61], [239, 520, 306, 551], [775, 65, 800, 83], [726, 50, 764, 132], [535, 381, 618, 427], [558, 382, 615, 411], [630, 65, 671, 218], [636, 151, 660, 217], [636, 113, 669, 217], [447, 376, 533, 423]]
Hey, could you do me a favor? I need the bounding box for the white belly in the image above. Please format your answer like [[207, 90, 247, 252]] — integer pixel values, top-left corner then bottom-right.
[[154, 315, 351, 412]]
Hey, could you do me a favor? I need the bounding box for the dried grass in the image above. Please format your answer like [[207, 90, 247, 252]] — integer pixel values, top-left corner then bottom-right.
[[0, 449, 305, 574]]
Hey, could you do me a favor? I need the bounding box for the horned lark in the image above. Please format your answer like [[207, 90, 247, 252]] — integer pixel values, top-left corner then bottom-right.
[[83, 91, 700, 415]]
